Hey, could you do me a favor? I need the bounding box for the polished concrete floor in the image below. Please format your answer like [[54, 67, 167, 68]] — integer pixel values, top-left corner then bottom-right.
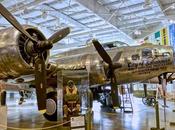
[[92, 98, 175, 130], [3, 97, 175, 130]]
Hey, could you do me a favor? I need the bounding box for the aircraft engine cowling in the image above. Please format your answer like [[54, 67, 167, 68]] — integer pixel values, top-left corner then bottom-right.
[[0, 26, 49, 79]]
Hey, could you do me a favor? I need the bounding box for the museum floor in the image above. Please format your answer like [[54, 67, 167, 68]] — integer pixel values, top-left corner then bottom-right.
[[5, 97, 175, 130]]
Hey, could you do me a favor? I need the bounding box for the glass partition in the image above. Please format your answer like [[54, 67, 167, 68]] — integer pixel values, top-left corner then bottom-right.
[[59, 69, 90, 119]]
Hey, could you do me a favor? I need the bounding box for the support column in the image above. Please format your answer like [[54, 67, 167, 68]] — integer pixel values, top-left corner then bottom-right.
[[162, 78, 168, 108], [143, 84, 147, 97], [57, 70, 63, 121], [0, 81, 7, 130], [161, 78, 167, 123], [150, 101, 165, 130], [169, 81, 175, 126]]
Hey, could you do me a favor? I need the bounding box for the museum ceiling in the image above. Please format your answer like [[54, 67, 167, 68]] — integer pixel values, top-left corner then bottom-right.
[[0, 0, 175, 54]]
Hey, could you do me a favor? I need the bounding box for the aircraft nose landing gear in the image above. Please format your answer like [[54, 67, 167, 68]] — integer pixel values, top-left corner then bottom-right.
[[46, 98, 57, 116], [43, 91, 57, 121]]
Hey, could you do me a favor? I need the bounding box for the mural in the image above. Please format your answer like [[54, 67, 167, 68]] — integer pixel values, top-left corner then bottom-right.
[[155, 31, 161, 45], [169, 24, 175, 51], [142, 24, 175, 49], [161, 28, 169, 45]]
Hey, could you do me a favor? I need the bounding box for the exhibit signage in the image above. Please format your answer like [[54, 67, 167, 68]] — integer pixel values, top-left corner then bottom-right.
[[161, 28, 169, 45], [155, 31, 161, 45], [169, 24, 175, 51], [70, 115, 85, 130]]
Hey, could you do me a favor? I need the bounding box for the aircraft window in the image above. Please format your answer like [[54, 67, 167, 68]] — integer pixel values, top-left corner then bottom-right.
[[153, 49, 159, 57], [142, 49, 152, 58], [132, 54, 140, 60], [104, 43, 115, 48], [103, 41, 129, 49], [162, 52, 170, 58]]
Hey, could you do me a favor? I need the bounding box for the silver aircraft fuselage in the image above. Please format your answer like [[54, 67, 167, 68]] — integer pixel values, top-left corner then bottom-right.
[[54, 43, 175, 85]]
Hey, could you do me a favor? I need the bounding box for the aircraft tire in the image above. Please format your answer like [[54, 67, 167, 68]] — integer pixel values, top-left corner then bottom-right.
[[43, 91, 57, 121]]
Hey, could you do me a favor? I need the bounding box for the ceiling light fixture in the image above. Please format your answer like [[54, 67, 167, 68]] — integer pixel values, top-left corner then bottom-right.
[[169, 19, 175, 24]]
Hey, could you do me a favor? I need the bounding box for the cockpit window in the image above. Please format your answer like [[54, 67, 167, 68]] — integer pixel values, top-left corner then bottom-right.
[[103, 41, 129, 49], [142, 48, 152, 58]]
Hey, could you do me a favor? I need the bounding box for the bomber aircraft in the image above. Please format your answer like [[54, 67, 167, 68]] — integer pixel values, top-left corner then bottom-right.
[[54, 39, 175, 109], [0, 3, 175, 121]]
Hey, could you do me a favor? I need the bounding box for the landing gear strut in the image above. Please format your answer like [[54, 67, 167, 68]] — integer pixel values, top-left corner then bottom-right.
[[1, 90, 6, 106], [158, 73, 168, 123]]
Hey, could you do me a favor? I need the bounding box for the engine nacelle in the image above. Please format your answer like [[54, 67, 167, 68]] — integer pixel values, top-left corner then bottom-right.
[[0, 25, 49, 79]]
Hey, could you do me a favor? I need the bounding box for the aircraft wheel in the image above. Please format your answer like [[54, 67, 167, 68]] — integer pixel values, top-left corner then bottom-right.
[[43, 91, 57, 121], [142, 97, 147, 105]]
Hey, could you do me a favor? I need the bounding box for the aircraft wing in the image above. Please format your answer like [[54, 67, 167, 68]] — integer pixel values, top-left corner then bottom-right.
[[54, 53, 90, 70], [11, 52, 106, 86]]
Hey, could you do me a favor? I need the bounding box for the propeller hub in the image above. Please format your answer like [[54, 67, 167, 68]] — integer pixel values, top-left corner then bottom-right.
[[37, 40, 53, 51], [25, 40, 53, 56]]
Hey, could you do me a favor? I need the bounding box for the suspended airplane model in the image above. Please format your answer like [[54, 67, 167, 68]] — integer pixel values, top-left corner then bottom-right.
[[0, 3, 175, 121]]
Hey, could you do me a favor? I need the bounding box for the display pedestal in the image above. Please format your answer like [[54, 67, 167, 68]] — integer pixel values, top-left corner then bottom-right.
[[170, 109, 175, 126], [62, 109, 93, 130], [150, 101, 165, 130], [0, 106, 7, 130]]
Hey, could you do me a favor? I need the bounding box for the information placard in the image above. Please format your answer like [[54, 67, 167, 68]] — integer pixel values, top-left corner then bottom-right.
[[70, 116, 85, 128], [71, 128, 85, 130]]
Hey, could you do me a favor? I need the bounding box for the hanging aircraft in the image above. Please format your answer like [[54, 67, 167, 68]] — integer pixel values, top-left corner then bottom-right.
[[0, 3, 175, 122]]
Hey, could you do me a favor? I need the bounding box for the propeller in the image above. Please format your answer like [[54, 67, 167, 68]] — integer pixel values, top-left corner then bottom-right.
[[34, 54, 47, 113], [92, 39, 122, 108], [0, 4, 36, 42], [0, 3, 70, 113]]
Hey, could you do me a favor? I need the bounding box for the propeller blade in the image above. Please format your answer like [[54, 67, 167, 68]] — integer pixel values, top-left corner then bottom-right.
[[113, 51, 122, 62], [92, 39, 112, 65], [92, 39, 121, 107], [0, 3, 36, 42], [48, 27, 70, 44], [35, 54, 47, 113]]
